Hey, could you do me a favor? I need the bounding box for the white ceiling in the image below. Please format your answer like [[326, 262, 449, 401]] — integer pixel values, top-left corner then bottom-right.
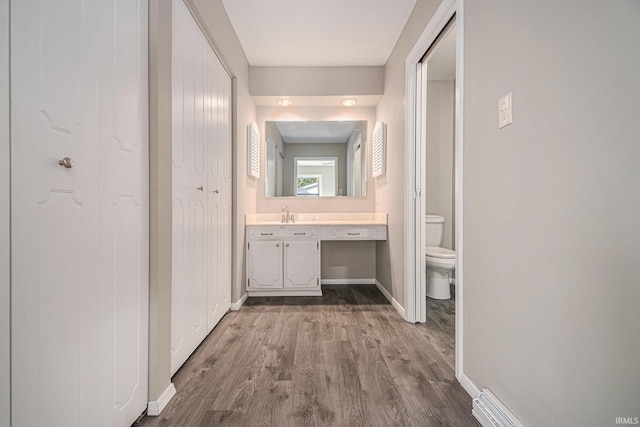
[[221, 0, 418, 67]]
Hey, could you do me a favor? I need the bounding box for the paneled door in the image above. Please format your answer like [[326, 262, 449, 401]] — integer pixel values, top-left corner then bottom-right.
[[171, 0, 232, 375], [207, 54, 232, 332], [10, 1, 149, 426]]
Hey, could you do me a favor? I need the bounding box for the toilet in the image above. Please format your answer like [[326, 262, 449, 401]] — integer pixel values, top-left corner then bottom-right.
[[426, 215, 456, 300]]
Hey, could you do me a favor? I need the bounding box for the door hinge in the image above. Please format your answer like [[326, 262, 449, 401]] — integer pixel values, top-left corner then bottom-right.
[[317, 241, 319, 249], [248, 242, 250, 250], [248, 278, 250, 287]]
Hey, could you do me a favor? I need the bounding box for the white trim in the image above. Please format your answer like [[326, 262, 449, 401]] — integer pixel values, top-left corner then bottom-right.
[[403, 48, 418, 323], [321, 278, 376, 285], [147, 383, 176, 416], [375, 280, 406, 320], [230, 292, 248, 311], [459, 372, 481, 398], [454, 0, 466, 383]]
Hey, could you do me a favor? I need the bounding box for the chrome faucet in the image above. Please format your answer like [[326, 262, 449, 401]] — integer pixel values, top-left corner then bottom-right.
[[281, 204, 295, 223]]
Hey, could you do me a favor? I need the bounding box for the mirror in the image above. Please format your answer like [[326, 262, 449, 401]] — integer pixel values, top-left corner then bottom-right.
[[265, 120, 367, 197]]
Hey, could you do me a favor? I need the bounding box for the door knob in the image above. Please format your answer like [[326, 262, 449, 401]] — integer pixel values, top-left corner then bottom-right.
[[197, 186, 204, 191], [58, 157, 74, 168]]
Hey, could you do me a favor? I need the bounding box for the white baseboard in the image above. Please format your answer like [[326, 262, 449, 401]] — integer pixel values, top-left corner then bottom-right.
[[230, 292, 248, 311], [374, 280, 406, 320], [147, 383, 176, 416], [458, 372, 481, 398], [321, 278, 376, 285]]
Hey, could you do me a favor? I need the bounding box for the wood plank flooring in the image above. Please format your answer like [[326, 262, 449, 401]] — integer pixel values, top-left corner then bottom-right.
[[139, 285, 478, 427]]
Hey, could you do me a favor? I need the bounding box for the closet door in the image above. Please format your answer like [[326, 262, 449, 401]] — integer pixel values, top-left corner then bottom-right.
[[10, 1, 149, 426], [171, 0, 209, 374], [207, 54, 232, 332], [171, 0, 231, 374]]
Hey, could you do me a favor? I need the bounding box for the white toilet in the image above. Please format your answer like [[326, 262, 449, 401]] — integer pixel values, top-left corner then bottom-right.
[[426, 215, 456, 300]]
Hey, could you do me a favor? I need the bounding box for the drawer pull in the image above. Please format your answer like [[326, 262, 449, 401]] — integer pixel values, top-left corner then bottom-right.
[[293, 232, 306, 236], [261, 233, 273, 236], [347, 232, 361, 236]]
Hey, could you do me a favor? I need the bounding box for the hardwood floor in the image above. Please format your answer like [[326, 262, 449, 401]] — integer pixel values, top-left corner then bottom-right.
[[140, 285, 478, 427]]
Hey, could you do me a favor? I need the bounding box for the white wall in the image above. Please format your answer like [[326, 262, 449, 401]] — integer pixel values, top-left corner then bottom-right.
[[463, 1, 640, 425], [375, 0, 444, 308], [0, 0, 10, 424], [426, 80, 455, 249], [250, 66, 384, 96]]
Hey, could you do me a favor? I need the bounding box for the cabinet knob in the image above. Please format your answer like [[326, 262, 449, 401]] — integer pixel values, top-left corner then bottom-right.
[[58, 157, 74, 168], [276, 243, 280, 248], [286, 243, 290, 247], [197, 186, 204, 191]]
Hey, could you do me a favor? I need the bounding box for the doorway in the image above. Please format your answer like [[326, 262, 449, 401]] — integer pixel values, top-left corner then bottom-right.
[[404, 0, 465, 381]]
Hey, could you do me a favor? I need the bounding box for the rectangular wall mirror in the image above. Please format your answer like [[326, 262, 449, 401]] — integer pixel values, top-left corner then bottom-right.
[[265, 120, 367, 197]]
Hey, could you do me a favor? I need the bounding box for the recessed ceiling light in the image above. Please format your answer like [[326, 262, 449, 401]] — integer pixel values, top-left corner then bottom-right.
[[278, 99, 292, 106], [342, 98, 357, 107]]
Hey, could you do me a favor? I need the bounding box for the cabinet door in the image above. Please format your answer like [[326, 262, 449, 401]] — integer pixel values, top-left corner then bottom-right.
[[248, 241, 283, 289], [284, 240, 319, 288]]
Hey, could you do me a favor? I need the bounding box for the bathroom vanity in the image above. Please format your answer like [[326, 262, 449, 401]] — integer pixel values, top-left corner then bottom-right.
[[246, 213, 387, 296]]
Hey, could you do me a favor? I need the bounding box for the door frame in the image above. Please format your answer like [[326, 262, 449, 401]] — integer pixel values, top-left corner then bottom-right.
[[404, 0, 465, 380]]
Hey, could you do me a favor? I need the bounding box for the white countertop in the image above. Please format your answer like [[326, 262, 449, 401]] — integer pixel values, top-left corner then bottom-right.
[[245, 212, 387, 226]]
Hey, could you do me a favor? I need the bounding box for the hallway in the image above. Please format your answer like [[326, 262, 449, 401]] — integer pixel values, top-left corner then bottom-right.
[[140, 285, 476, 426]]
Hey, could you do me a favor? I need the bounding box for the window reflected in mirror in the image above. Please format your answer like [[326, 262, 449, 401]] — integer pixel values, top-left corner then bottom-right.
[[265, 121, 367, 198]]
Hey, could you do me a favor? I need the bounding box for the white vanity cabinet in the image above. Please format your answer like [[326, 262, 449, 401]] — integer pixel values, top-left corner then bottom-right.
[[247, 227, 321, 296]]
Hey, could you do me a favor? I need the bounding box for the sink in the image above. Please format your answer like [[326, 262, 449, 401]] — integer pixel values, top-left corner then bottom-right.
[[245, 212, 387, 226]]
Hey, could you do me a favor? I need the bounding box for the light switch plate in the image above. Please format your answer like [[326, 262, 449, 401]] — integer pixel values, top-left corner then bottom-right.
[[498, 92, 513, 129]]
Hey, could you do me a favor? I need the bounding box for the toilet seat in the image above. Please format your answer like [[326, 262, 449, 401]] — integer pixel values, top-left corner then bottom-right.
[[425, 246, 455, 259]]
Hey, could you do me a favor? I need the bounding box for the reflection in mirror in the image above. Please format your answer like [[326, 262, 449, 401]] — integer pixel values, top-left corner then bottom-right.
[[265, 121, 367, 197]]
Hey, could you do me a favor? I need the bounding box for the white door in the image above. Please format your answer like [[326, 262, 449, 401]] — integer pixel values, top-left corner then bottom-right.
[[207, 55, 232, 332], [284, 241, 319, 288], [171, 0, 232, 374], [10, 1, 149, 426], [248, 241, 284, 289], [171, 0, 208, 374]]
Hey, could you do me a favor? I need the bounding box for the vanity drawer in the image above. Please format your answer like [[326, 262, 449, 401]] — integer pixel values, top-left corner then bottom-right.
[[248, 227, 318, 240], [328, 226, 386, 240]]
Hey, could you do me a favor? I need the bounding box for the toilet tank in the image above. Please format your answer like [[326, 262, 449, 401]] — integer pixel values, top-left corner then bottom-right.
[[426, 215, 445, 247]]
